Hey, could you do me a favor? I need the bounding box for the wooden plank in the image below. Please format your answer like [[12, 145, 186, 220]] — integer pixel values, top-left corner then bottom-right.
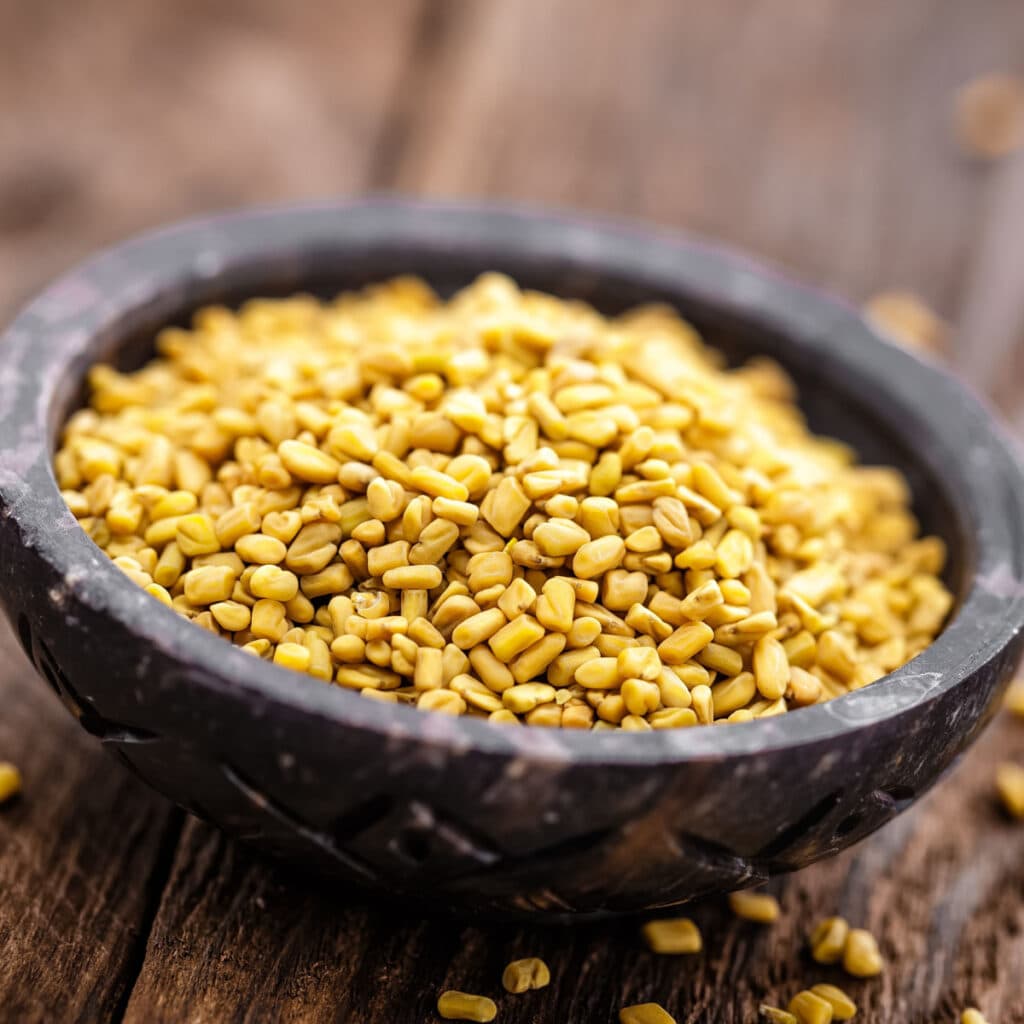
[[0, 621, 181, 1024]]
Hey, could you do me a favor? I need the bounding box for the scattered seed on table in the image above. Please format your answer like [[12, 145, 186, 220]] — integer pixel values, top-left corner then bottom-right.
[[619, 1003, 677, 1024], [0, 762, 22, 805], [996, 761, 1024, 819], [759, 1006, 799, 1024], [641, 917, 703, 954], [809, 984, 857, 1020], [788, 989, 834, 1024], [809, 916, 849, 965], [864, 291, 946, 353], [954, 72, 1024, 159], [1005, 678, 1024, 717], [436, 990, 497, 1022], [842, 927, 885, 978], [728, 890, 780, 923], [501, 956, 550, 993]]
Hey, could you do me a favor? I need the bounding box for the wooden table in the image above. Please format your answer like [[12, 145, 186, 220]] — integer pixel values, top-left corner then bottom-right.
[[2, 2, 1024, 1021]]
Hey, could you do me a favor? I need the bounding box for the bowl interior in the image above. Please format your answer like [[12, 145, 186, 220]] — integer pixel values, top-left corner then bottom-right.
[[54, 243, 970, 613]]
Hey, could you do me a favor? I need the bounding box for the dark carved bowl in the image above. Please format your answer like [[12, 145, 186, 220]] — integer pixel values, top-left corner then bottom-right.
[[2, 200, 1023, 919]]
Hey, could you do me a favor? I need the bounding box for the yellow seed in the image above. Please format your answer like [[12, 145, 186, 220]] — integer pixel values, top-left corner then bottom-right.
[[489, 614, 545, 661], [533, 517, 591, 556], [236, 533, 288, 565], [996, 761, 1024, 818], [728, 890, 780, 923], [641, 917, 702, 954], [450, 674, 504, 712], [961, 1010, 990, 1024], [711, 672, 756, 717], [249, 565, 300, 602], [1005, 678, 1024, 717], [510, 633, 566, 684], [753, 635, 790, 700], [618, 678, 658, 716], [503, 682, 557, 714], [210, 600, 252, 632], [278, 439, 340, 483], [573, 535, 626, 579], [575, 657, 621, 689], [535, 577, 576, 632], [273, 642, 311, 672], [759, 1007, 798, 1024], [501, 957, 551, 993], [619, 1003, 677, 1024], [843, 927, 884, 977], [658, 620, 714, 664], [417, 689, 467, 715], [436, 991, 497, 1022], [809, 916, 849, 965], [0, 762, 23, 804], [452, 609, 508, 650], [382, 565, 443, 590], [809, 985, 856, 1021], [251, 599, 289, 643], [788, 990, 833, 1024], [183, 565, 237, 605]]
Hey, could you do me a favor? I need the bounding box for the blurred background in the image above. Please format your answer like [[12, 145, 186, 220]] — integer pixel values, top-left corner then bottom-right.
[[3, 0, 1024, 385]]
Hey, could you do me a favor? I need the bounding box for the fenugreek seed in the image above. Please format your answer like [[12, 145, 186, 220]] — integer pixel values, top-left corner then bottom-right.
[[0, 762, 23, 804], [809, 985, 856, 1021], [621, 678, 661, 716], [379, 565, 441, 590], [496, 577, 537, 619], [450, 674, 504, 712], [511, 632, 567, 684], [640, 915, 704, 956], [236, 533, 287, 565], [961, 1009, 990, 1024], [602, 569, 649, 612], [619, 1004, 677, 1024], [451, 608, 507, 650], [251, 599, 289, 643], [709, 671, 756, 717], [503, 682, 556, 714], [843, 927, 884, 977], [573, 535, 626, 579], [183, 565, 237, 605], [535, 577, 576, 632], [1005, 678, 1024, 717], [728, 890, 780, 923], [249, 565, 300, 602], [437, 991, 497, 1022], [787, 991, 833, 1024], [996, 761, 1024, 818], [488, 614, 545, 661], [697, 641, 743, 677], [273, 641, 311, 672], [759, 1007, 798, 1024], [574, 656, 620, 689], [210, 600, 252, 632], [278, 439, 340, 483], [649, 707, 698, 728], [502, 956, 551, 993], [752, 635, 790, 700], [658, 620, 714, 664]]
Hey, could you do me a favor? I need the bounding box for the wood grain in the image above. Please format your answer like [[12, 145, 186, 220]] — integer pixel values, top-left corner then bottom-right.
[[3, 1, 1024, 1022], [0, 621, 181, 1024]]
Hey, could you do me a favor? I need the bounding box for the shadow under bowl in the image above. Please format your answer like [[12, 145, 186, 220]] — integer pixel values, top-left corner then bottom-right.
[[1, 199, 1023, 919]]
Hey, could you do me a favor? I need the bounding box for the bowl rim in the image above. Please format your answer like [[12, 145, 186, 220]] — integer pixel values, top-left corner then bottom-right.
[[2, 196, 1024, 766]]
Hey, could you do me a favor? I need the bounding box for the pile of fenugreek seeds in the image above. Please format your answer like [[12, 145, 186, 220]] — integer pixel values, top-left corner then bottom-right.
[[55, 274, 953, 729]]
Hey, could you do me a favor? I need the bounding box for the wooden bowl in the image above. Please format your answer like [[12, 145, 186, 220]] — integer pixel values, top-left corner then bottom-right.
[[2, 200, 1022, 918]]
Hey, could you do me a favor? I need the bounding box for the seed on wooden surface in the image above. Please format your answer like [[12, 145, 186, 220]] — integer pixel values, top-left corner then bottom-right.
[[641, 917, 702, 954]]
